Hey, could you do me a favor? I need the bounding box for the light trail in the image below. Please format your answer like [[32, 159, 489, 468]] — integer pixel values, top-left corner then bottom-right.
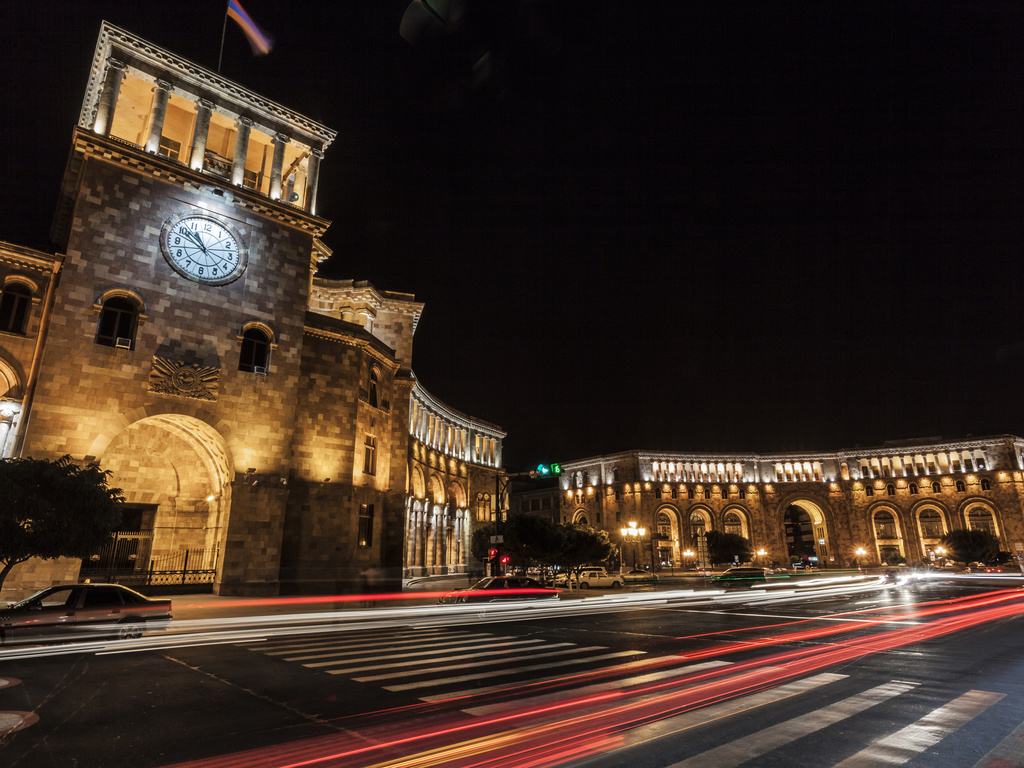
[[154, 588, 1024, 768]]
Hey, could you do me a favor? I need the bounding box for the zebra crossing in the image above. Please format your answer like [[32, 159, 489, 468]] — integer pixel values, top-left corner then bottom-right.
[[237, 626, 645, 695], [237, 629, 1024, 767]]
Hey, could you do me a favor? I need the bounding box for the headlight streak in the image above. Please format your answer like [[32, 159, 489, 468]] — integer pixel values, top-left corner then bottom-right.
[[156, 589, 1024, 768]]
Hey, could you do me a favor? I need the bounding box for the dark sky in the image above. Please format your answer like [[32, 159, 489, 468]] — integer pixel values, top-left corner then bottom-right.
[[3, 2, 1023, 469]]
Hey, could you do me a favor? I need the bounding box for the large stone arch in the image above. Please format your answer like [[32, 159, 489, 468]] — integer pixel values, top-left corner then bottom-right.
[[97, 412, 234, 570], [776, 492, 838, 568], [686, 505, 714, 568], [958, 498, 1003, 542], [910, 500, 951, 560], [867, 501, 906, 564], [654, 504, 682, 569]]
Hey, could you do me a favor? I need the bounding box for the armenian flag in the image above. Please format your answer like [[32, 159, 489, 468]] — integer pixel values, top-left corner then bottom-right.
[[226, 0, 274, 56]]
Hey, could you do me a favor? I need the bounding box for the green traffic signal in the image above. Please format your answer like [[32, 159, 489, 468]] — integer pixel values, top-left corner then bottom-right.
[[534, 463, 563, 476]]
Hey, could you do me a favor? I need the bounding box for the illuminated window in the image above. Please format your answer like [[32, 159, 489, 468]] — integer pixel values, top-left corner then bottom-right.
[[239, 328, 269, 372], [0, 284, 31, 334], [368, 367, 380, 407], [918, 509, 944, 538], [363, 435, 377, 475], [874, 510, 898, 539], [724, 512, 743, 536], [95, 297, 138, 348], [967, 507, 995, 535], [358, 504, 374, 547]]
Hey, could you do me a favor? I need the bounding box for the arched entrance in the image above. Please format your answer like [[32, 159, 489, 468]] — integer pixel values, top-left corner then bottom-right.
[[782, 499, 834, 568], [90, 414, 233, 585]]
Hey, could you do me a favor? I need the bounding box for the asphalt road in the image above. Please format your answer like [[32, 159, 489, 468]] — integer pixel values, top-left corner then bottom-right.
[[2, 576, 1023, 768]]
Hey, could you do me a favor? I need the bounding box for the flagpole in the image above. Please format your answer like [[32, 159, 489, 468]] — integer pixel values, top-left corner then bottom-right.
[[217, 0, 229, 73]]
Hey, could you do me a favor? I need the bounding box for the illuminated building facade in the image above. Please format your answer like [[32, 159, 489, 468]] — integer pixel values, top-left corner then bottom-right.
[[0, 23, 502, 598], [558, 436, 1024, 569]]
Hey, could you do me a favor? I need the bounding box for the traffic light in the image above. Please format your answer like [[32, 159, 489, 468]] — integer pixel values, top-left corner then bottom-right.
[[488, 547, 498, 561], [530, 462, 562, 478], [500, 556, 510, 565]]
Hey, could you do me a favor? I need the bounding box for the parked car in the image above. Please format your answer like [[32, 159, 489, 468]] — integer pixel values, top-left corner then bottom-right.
[[710, 567, 768, 587], [438, 577, 560, 604], [622, 569, 659, 584], [565, 569, 625, 590], [0, 584, 172, 645]]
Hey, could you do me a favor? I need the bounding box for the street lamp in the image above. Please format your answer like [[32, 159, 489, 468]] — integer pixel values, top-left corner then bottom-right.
[[855, 547, 867, 570], [756, 548, 766, 567], [934, 546, 946, 568], [683, 549, 694, 571], [621, 521, 646, 570]]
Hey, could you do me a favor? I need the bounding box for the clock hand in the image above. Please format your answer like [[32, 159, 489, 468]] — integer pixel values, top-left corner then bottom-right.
[[181, 229, 209, 254]]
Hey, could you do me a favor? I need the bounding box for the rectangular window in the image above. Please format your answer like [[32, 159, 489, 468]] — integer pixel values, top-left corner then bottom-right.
[[363, 435, 377, 475], [358, 504, 374, 547]]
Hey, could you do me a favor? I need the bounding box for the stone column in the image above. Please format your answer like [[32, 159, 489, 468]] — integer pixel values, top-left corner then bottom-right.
[[231, 116, 253, 187], [305, 148, 324, 215], [0, 407, 15, 459], [93, 58, 126, 136], [189, 98, 214, 171], [144, 79, 173, 154], [269, 133, 290, 200]]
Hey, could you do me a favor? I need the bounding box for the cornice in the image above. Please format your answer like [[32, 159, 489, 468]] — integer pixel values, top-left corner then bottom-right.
[[72, 131, 331, 236]]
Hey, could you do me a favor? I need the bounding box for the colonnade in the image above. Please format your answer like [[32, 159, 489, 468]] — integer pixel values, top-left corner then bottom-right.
[[404, 500, 469, 577]]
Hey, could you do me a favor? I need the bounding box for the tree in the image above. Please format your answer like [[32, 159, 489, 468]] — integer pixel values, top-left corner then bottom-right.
[[0, 455, 124, 591], [704, 530, 752, 566], [555, 523, 614, 589], [940, 529, 1000, 564], [470, 514, 564, 575]]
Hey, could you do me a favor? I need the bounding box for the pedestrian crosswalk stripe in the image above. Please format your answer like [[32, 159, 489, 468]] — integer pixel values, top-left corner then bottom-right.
[[462, 659, 735, 716], [283, 634, 521, 662], [253, 628, 468, 654], [383, 650, 647, 692], [234, 627, 446, 647], [667, 679, 919, 768], [421, 656, 721, 705], [349, 644, 587, 681], [305, 638, 552, 672], [831, 689, 1005, 767]]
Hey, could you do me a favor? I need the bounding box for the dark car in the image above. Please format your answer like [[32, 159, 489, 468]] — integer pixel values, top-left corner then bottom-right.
[[0, 584, 172, 645], [710, 567, 768, 588], [439, 577, 560, 604]]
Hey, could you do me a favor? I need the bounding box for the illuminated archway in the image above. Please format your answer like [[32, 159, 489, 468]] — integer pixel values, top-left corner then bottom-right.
[[779, 495, 836, 568], [654, 504, 682, 569], [97, 413, 234, 576]]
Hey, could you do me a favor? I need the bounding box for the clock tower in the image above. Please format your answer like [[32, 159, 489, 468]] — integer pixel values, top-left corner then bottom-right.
[[24, 22, 337, 595]]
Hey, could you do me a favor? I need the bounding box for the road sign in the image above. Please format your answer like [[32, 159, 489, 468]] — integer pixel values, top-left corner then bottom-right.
[[490, 535, 504, 544]]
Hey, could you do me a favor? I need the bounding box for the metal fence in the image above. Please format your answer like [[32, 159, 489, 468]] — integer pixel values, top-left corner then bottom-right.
[[79, 531, 219, 588]]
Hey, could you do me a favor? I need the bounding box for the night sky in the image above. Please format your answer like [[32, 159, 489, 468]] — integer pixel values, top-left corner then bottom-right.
[[3, 2, 1023, 469]]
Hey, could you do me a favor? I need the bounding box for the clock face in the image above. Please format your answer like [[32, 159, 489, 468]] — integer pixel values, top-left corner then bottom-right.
[[160, 212, 247, 285]]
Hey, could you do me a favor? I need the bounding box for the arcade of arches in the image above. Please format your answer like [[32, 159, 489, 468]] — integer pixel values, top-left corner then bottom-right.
[[556, 442, 1024, 571]]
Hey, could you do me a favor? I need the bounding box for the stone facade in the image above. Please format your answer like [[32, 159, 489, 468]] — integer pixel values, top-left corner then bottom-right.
[[556, 437, 1024, 570], [0, 23, 503, 601]]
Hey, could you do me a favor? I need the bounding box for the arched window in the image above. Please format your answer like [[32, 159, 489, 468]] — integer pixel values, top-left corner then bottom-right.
[[874, 510, 898, 539], [95, 297, 138, 348], [0, 284, 31, 334], [239, 327, 270, 372], [981, 478, 991, 491], [886, 484, 896, 496], [724, 512, 743, 537], [656, 512, 671, 538], [909, 483, 919, 495], [918, 508, 944, 538], [865, 486, 874, 497], [931, 481, 941, 494], [956, 480, 966, 493], [368, 367, 380, 408], [967, 507, 996, 535]]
